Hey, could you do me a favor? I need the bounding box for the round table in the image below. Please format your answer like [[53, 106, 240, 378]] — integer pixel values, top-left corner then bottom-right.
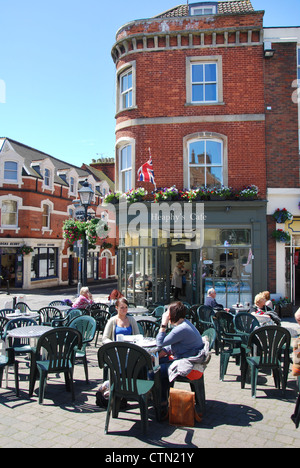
[[7, 325, 53, 340], [128, 307, 149, 315], [6, 311, 40, 320]]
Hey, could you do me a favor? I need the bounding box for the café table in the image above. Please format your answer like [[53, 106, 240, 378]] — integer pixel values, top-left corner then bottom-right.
[[117, 334, 159, 365], [54, 305, 73, 316], [6, 311, 40, 320], [7, 325, 53, 341], [127, 306, 149, 316]]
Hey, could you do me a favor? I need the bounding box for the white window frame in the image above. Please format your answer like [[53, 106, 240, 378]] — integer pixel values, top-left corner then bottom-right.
[[0, 198, 18, 229], [190, 5, 216, 15], [183, 132, 228, 189], [186, 56, 223, 106], [4, 161, 18, 182], [116, 61, 136, 114], [119, 145, 132, 193]]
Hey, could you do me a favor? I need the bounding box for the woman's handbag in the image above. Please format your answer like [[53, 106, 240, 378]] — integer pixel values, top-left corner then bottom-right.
[[168, 388, 202, 427]]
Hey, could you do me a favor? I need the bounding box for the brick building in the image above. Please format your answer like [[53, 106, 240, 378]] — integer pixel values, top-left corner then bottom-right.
[[111, 1, 300, 306], [0, 138, 116, 290]]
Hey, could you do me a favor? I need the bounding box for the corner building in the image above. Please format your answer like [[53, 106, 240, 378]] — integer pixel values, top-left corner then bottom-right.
[[112, 1, 268, 306]]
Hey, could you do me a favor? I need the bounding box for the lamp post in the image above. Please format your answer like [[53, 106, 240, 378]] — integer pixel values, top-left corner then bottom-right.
[[78, 179, 94, 286]]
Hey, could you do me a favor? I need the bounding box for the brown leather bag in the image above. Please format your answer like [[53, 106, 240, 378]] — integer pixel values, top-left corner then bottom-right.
[[169, 388, 202, 427]]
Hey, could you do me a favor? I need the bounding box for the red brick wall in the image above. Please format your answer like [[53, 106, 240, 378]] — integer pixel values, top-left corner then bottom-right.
[[264, 42, 299, 188], [116, 34, 266, 195]]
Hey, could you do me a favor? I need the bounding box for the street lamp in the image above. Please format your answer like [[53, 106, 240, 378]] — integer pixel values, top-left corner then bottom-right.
[[78, 179, 94, 286]]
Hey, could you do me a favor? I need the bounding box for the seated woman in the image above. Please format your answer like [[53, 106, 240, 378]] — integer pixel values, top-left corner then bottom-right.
[[250, 292, 280, 325], [107, 289, 124, 305], [72, 286, 94, 310], [156, 301, 204, 410], [102, 297, 139, 344]]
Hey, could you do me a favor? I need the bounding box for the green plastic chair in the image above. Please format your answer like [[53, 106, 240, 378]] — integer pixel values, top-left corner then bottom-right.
[[0, 316, 9, 340], [29, 328, 82, 404], [15, 302, 36, 313], [37, 306, 62, 326], [98, 342, 161, 434], [241, 325, 291, 398], [90, 309, 112, 346], [69, 315, 97, 383], [48, 300, 65, 306], [0, 309, 15, 317], [197, 305, 215, 334], [0, 347, 19, 396], [137, 319, 160, 337], [52, 309, 82, 327], [3, 317, 38, 355], [234, 312, 259, 344], [214, 311, 243, 380]]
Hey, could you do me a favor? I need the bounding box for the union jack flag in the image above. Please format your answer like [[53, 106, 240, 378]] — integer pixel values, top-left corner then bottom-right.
[[137, 149, 156, 187]]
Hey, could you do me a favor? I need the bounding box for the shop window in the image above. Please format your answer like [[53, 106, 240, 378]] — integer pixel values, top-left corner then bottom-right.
[[31, 247, 58, 279]]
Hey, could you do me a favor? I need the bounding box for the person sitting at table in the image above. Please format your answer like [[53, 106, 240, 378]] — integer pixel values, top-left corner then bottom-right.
[[72, 286, 94, 310], [107, 289, 124, 305], [102, 297, 140, 344], [156, 301, 204, 415], [250, 292, 280, 325], [204, 288, 223, 310], [262, 290, 273, 308]]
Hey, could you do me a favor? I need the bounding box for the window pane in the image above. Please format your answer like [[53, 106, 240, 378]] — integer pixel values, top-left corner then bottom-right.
[[121, 146, 131, 170], [205, 64, 216, 82], [1, 200, 17, 226], [192, 84, 203, 102], [205, 84, 217, 101], [190, 167, 205, 188], [4, 161, 18, 180], [206, 141, 222, 165], [206, 167, 222, 187], [189, 141, 205, 164], [192, 64, 203, 82]]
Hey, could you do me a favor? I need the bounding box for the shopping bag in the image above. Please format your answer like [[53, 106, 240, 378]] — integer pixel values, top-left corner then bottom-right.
[[169, 387, 202, 427]]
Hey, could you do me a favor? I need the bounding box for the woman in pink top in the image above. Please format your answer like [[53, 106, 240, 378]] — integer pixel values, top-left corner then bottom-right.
[[72, 286, 94, 309]]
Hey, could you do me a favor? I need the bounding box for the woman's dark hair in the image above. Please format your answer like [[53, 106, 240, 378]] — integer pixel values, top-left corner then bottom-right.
[[169, 301, 186, 323], [115, 297, 129, 308]]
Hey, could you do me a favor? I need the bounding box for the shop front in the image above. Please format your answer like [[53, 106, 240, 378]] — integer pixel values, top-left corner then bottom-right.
[[117, 200, 267, 307]]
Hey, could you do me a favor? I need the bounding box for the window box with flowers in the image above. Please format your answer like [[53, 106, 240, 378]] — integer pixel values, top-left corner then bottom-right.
[[103, 191, 124, 205], [154, 186, 184, 202], [126, 188, 148, 203], [272, 208, 293, 224], [271, 229, 291, 243], [238, 185, 259, 200], [208, 186, 234, 200]]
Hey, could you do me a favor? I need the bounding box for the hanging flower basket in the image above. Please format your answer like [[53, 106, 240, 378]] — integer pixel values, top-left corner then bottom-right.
[[63, 218, 109, 250], [18, 245, 34, 255], [271, 229, 291, 243], [272, 208, 293, 224]]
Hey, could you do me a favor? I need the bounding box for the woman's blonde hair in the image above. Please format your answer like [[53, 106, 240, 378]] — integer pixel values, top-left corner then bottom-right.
[[254, 292, 266, 305]]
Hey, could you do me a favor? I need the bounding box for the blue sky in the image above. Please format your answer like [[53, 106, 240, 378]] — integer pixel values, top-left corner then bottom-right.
[[1, 0, 299, 167]]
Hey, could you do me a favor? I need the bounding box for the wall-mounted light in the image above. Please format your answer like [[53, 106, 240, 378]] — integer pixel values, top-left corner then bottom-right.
[[264, 41, 275, 58]]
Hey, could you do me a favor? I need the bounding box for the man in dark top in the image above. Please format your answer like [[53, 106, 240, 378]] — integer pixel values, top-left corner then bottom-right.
[[205, 288, 223, 309]]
